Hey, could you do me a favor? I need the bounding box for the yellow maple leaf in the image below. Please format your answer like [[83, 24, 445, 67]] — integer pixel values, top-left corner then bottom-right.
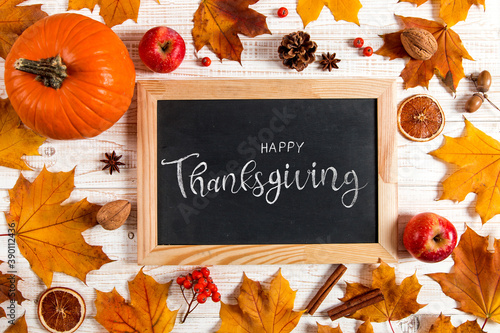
[[0, 98, 45, 170], [67, 0, 159, 27], [0, 0, 47, 59], [4, 167, 112, 287], [357, 320, 374, 333], [429, 227, 500, 324], [430, 119, 500, 224], [5, 314, 28, 333], [95, 268, 178, 332], [428, 313, 485, 333], [218, 269, 304, 333], [297, 0, 362, 27], [317, 322, 343, 333], [341, 261, 425, 326], [192, 0, 271, 63], [399, 0, 485, 27]]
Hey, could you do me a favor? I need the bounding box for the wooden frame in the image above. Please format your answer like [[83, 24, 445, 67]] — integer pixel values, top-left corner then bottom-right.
[[137, 79, 398, 265]]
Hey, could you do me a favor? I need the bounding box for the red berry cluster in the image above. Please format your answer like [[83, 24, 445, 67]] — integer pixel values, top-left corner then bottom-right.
[[176, 267, 221, 323], [353, 37, 373, 57]]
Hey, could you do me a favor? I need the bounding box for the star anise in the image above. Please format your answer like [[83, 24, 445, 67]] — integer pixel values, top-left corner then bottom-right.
[[100, 151, 125, 175], [320, 52, 341, 71]]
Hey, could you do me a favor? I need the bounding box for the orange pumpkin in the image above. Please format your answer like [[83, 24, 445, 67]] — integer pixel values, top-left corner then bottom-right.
[[4, 13, 135, 140]]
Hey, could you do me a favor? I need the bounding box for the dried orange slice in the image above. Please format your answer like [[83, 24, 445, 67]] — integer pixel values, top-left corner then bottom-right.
[[38, 287, 86, 333], [397, 94, 445, 142]]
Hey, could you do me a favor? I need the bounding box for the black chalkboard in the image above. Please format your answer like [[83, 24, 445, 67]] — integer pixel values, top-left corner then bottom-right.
[[156, 98, 378, 246]]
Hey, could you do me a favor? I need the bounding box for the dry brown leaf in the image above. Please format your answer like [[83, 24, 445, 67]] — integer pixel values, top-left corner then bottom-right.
[[4, 167, 112, 287], [430, 119, 500, 224], [192, 0, 271, 63], [376, 16, 473, 93], [341, 261, 425, 326], [317, 322, 343, 333], [95, 267, 178, 332], [297, 0, 362, 27], [218, 269, 304, 332], [4, 313, 28, 333], [0, 271, 26, 319], [399, 0, 485, 27], [0, 98, 45, 170], [428, 313, 485, 332], [0, 0, 47, 59], [357, 320, 373, 333], [67, 0, 159, 27], [428, 227, 500, 324]]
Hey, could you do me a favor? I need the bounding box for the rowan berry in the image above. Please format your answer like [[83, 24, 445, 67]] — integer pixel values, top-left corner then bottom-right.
[[353, 37, 364, 48], [193, 283, 204, 293], [197, 294, 207, 304], [203, 287, 212, 297], [200, 267, 210, 277], [201, 57, 211, 67], [183, 279, 193, 289], [192, 270, 203, 280], [207, 283, 218, 293], [176, 276, 186, 285], [212, 292, 221, 302], [363, 46, 373, 57], [277, 7, 288, 18], [198, 277, 208, 287]]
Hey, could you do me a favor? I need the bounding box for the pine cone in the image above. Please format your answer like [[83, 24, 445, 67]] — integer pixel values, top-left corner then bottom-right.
[[278, 31, 317, 72]]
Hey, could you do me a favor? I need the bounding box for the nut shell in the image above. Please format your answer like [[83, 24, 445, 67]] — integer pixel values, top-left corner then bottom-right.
[[97, 200, 131, 230], [400, 28, 438, 61]]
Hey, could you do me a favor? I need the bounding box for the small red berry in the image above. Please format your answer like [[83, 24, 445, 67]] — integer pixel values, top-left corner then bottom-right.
[[176, 276, 186, 285], [207, 283, 218, 293], [212, 292, 221, 302], [197, 293, 207, 303], [363, 46, 373, 57], [353, 37, 364, 48], [277, 7, 288, 18], [198, 277, 208, 287], [201, 57, 211, 67], [183, 279, 193, 289], [207, 277, 214, 284], [203, 287, 212, 297], [186, 273, 193, 281], [193, 283, 204, 293], [192, 270, 203, 280], [200, 267, 210, 277]]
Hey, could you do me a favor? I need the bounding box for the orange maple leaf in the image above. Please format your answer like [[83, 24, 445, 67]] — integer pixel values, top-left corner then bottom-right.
[[0, 98, 46, 170], [428, 227, 500, 324], [0, 0, 47, 59], [428, 313, 485, 333], [4, 167, 112, 287], [317, 322, 343, 333], [67, 0, 159, 27], [95, 267, 178, 332], [430, 119, 500, 224], [399, 0, 485, 27], [5, 314, 28, 333], [297, 0, 362, 27], [376, 16, 473, 93], [357, 320, 374, 333], [340, 261, 425, 326], [218, 269, 304, 333], [0, 270, 26, 319], [192, 0, 271, 63]]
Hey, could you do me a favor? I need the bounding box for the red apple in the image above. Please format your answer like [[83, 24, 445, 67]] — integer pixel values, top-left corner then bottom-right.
[[138, 26, 185, 73], [403, 212, 457, 263]]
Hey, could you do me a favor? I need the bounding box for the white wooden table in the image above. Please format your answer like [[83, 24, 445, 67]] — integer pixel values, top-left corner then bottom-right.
[[1, 0, 500, 332]]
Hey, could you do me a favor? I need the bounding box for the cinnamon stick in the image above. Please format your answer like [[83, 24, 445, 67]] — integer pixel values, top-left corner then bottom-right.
[[305, 264, 347, 315], [327, 288, 384, 321]]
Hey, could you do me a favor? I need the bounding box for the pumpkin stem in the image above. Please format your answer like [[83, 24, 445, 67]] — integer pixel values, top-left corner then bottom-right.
[[14, 55, 67, 89]]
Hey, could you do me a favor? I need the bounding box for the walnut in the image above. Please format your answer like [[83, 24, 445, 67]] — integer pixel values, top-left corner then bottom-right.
[[400, 28, 438, 61], [97, 200, 131, 230]]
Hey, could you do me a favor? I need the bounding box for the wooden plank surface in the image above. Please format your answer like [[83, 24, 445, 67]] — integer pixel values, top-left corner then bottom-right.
[[1, 0, 500, 332]]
